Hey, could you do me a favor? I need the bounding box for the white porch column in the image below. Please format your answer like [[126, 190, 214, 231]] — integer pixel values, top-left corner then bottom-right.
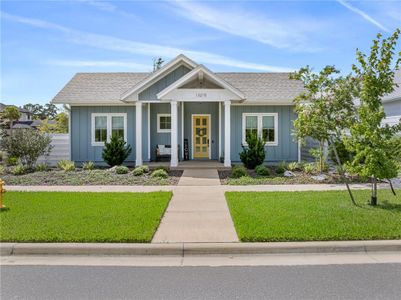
[[170, 100, 178, 167], [135, 101, 143, 166], [224, 100, 231, 167]]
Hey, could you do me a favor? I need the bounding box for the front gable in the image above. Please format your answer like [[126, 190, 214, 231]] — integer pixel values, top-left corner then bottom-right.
[[121, 54, 197, 101], [138, 65, 191, 101]]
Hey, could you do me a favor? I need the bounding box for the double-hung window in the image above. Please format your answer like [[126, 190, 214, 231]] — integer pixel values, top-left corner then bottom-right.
[[157, 114, 171, 133], [92, 113, 127, 146], [242, 113, 278, 146]]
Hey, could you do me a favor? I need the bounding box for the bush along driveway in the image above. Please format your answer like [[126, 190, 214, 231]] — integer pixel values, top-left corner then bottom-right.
[[0, 191, 172, 242], [226, 189, 401, 242]]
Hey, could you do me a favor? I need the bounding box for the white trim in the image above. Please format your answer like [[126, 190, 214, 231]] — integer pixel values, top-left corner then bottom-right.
[[181, 102, 184, 160], [232, 102, 294, 106], [191, 114, 212, 160], [120, 54, 198, 101], [91, 113, 127, 147], [135, 102, 143, 166], [242, 113, 279, 146], [157, 113, 171, 133], [170, 101, 178, 167], [147, 103, 150, 160], [218, 101, 221, 159], [298, 139, 301, 163], [157, 65, 245, 100], [224, 100, 231, 167]]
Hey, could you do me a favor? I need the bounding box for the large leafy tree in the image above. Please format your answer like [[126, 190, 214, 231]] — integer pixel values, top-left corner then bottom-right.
[[23, 102, 58, 120], [344, 29, 401, 206]]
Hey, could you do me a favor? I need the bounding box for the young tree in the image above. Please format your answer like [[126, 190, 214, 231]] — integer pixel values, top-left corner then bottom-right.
[[102, 135, 132, 166], [290, 66, 358, 203], [239, 133, 266, 169], [1, 129, 53, 169], [344, 29, 401, 206], [0, 106, 21, 137]]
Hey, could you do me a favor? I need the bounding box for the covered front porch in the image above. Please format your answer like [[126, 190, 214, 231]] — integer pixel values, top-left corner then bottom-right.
[[146, 160, 230, 170], [133, 64, 245, 168]]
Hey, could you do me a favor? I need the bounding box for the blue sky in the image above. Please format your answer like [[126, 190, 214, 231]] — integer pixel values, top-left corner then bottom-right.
[[1, 0, 401, 106]]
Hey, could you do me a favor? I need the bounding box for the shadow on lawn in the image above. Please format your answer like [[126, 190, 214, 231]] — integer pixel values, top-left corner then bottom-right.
[[376, 201, 401, 212]]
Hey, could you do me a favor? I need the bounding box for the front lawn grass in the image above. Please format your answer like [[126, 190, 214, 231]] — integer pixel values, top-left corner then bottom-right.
[[0, 191, 172, 242], [226, 190, 401, 242]]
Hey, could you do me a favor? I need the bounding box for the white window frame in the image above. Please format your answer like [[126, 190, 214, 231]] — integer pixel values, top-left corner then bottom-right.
[[157, 113, 171, 133], [91, 113, 127, 146], [242, 113, 278, 146]]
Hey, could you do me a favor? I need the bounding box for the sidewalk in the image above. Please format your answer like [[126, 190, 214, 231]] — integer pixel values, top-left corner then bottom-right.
[[152, 169, 238, 243], [5, 183, 379, 192]]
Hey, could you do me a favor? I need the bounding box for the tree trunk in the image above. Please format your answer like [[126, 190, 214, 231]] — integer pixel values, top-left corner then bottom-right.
[[371, 176, 377, 206], [329, 138, 357, 206], [319, 140, 324, 173]]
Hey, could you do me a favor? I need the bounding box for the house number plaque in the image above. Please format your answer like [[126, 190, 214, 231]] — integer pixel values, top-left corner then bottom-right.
[[196, 92, 207, 98]]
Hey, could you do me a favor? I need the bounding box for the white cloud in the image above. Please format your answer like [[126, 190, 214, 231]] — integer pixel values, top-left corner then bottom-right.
[[2, 12, 294, 72], [168, 0, 321, 52], [48, 59, 151, 70], [337, 0, 389, 32]]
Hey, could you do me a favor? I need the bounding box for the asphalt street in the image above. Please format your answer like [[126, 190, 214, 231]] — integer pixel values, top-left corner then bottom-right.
[[1, 263, 401, 299]]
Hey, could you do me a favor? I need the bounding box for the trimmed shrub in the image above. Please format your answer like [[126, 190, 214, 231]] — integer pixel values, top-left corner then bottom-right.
[[115, 165, 129, 174], [57, 160, 75, 172], [255, 165, 270, 176], [154, 166, 169, 172], [35, 162, 49, 172], [239, 133, 266, 169], [230, 165, 248, 178], [6, 157, 18, 166], [151, 169, 168, 179], [102, 136, 132, 167], [133, 166, 145, 176], [82, 161, 95, 171], [11, 164, 26, 175], [275, 161, 287, 175]]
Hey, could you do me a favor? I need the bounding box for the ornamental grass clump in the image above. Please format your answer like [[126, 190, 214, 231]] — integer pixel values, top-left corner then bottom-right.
[[57, 160, 75, 172], [82, 161, 95, 171], [11, 164, 26, 175], [35, 163, 49, 172]]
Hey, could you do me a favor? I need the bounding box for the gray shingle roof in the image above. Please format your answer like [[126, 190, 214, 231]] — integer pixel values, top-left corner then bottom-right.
[[53, 73, 149, 104], [217, 72, 304, 102], [52, 71, 304, 104]]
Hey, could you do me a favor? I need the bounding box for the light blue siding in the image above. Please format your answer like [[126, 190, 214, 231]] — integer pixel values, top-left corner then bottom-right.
[[138, 65, 191, 100], [70, 106, 136, 165], [384, 99, 401, 116], [229, 105, 298, 163]]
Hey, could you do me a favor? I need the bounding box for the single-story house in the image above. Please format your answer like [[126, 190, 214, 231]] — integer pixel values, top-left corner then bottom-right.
[[52, 54, 304, 167], [382, 70, 401, 129]]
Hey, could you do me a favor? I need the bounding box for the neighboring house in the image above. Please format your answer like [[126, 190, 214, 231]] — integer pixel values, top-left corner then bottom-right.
[[52, 54, 304, 167], [0, 103, 33, 122], [382, 70, 401, 128]]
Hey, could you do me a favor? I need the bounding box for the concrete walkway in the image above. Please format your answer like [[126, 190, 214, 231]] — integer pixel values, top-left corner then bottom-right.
[[152, 169, 238, 243], [5, 183, 385, 193]]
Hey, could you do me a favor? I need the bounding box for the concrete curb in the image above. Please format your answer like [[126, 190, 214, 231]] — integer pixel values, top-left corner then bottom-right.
[[1, 240, 400, 257]]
